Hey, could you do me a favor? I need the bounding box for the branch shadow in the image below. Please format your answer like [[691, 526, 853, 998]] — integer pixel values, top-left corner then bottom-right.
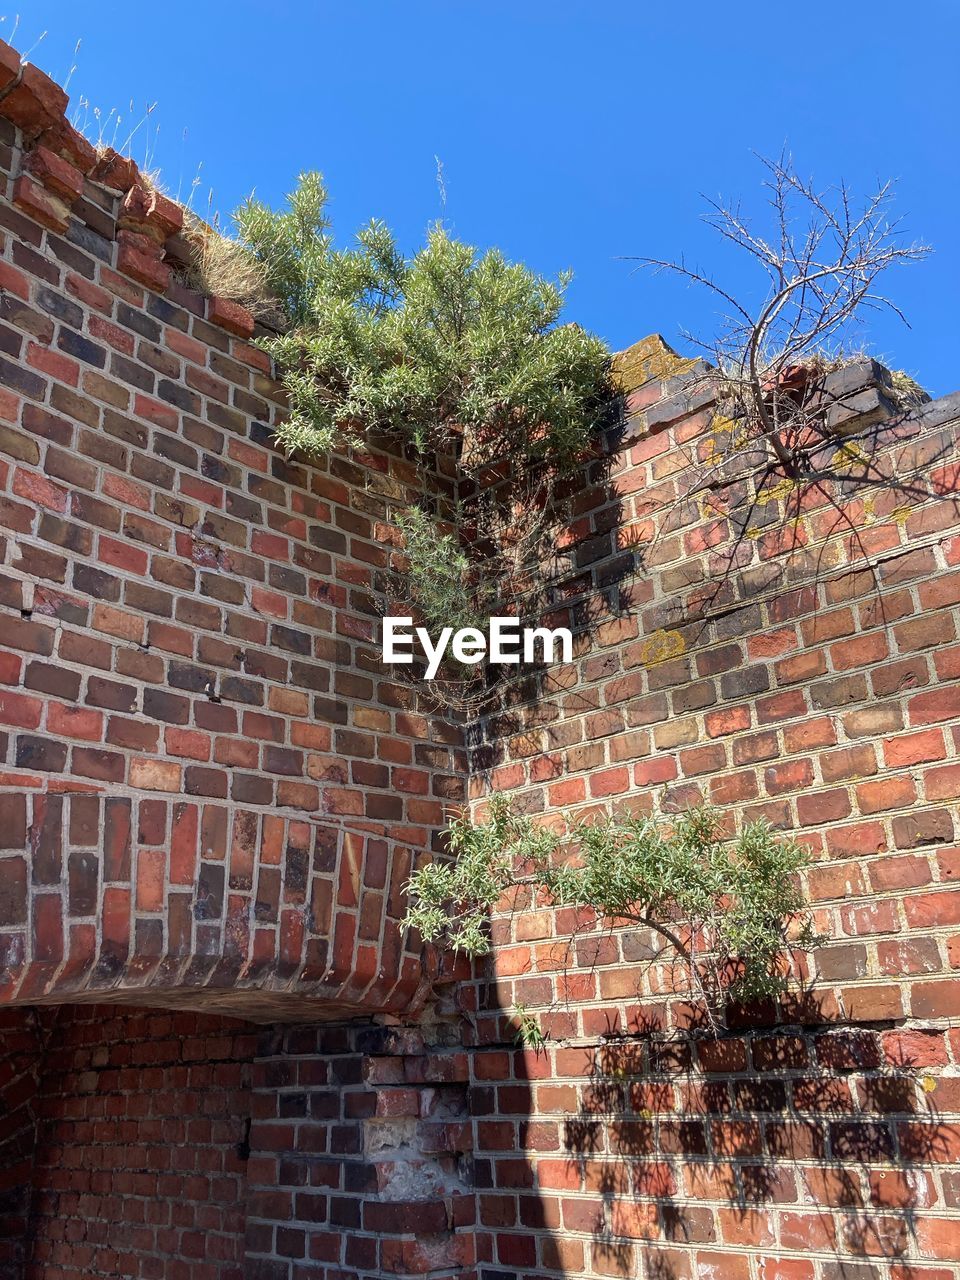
[[555, 993, 955, 1277]]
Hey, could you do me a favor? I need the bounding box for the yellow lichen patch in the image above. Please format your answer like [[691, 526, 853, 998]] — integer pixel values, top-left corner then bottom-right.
[[890, 504, 912, 526], [745, 526, 763, 540], [711, 414, 757, 455], [700, 435, 721, 466], [701, 423, 739, 468], [612, 334, 697, 392], [709, 414, 751, 453], [639, 628, 686, 666], [831, 441, 869, 473], [753, 476, 797, 508]]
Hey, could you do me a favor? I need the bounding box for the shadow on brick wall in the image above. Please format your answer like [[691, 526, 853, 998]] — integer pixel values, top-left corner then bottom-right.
[[553, 999, 957, 1277]]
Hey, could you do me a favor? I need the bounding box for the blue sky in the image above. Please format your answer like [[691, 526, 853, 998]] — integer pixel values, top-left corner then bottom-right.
[[9, 2, 958, 396]]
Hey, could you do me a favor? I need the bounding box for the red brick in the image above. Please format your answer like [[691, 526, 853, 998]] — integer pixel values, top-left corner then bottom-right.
[[165, 728, 212, 761], [885, 728, 947, 768], [925, 762, 960, 801], [25, 341, 80, 386], [0, 689, 43, 729], [757, 690, 806, 723], [856, 776, 916, 814], [0, 258, 31, 301], [120, 183, 183, 239], [881, 1029, 948, 1068], [24, 143, 84, 201], [705, 706, 750, 737], [764, 758, 814, 794], [117, 232, 171, 292], [133, 392, 178, 431], [905, 890, 960, 928], [13, 466, 68, 512], [88, 314, 137, 356], [589, 766, 630, 797], [207, 296, 255, 339], [12, 174, 70, 232], [911, 981, 960, 1019], [830, 631, 889, 670], [797, 788, 851, 825], [47, 703, 103, 742], [634, 756, 678, 786], [0, 59, 68, 134], [908, 685, 960, 726]]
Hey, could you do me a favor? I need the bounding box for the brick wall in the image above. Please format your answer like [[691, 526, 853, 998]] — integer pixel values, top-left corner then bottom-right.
[[244, 1019, 475, 1280], [4, 1002, 475, 1280], [0, 39, 464, 1023], [462, 337, 960, 1278], [1, 34, 959, 1280], [24, 1006, 254, 1280], [0, 1009, 44, 1279]]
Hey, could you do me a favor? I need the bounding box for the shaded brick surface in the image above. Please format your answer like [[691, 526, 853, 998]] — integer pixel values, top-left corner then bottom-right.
[[22, 1006, 254, 1280]]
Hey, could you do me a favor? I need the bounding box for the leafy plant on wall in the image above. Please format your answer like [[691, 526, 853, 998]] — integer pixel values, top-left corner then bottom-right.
[[403, 800, 820, 1042], [200, 172, 616, 711]]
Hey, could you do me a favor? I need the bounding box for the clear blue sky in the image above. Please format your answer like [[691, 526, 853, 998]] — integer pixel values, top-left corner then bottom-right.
[[8, 2, 958, 396]]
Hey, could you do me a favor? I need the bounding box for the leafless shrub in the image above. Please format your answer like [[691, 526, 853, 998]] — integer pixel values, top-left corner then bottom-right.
[[636, 152, 931, 481], [624, 155, 958, 631]]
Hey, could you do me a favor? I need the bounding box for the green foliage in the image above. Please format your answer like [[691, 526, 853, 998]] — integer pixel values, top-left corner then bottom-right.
[[402, 799, 536, 955], [512, 1003, 549, 1053], [394, 507, 481, 639], [234, 172, 611, 468], [403, 799, 818, 1018]]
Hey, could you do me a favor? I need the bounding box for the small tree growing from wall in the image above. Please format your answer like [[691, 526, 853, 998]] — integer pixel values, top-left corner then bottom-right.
[[629, 155, 946, 620], [196, 173, 616, 710], [637, 152, 930, 482], [403, 800, 819, 1037], [234, 172, 610, 467]]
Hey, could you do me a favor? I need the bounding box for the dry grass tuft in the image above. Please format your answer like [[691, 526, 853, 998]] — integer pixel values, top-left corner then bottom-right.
[[887, 367, 929, 408], [178, 212, 284, 325]]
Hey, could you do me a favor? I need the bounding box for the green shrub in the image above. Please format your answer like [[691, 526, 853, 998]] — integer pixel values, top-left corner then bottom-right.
[[234, 172, 611, 470], [404, 800, 819, 1027]]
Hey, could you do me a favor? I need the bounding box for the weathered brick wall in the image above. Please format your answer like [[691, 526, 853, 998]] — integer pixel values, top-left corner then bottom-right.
[[463, 338, 960, 1278], [0, 1009, 45, 1279], [0, 47, 475, 1277], [24, 1006, 254, 1280], [1, 34, 959, 1280], [2, 997, 477, 1280], [244, 1019, 475, 1280], [0, 41, 464, 1024]]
